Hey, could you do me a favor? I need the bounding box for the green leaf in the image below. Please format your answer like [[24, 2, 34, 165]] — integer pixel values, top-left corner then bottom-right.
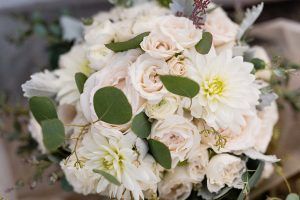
[[157, 0, 172, 7], [41, 119, 65, 152], [93, 86, 132, 125], [237, 160, 265, 200], [160, 75, 200, 98], [251, 58, 266, 71], [61, 176, 73, 192], [105, 32, 150, 52], [148, 139, 172, 169], [75, 72, 88, 94], [286, 193, 300, 200], [131, 112, 151, 139], [93, 169, 121, 186], [195, 32, 213, 55], [29, 96, 58, 124]]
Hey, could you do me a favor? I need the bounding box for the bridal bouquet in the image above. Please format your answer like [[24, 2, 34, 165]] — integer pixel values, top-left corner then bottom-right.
[[21, 0, 285, 199]]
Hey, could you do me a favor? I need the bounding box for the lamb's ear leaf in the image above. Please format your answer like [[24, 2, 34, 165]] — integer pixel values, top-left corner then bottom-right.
[[148, 139, 172, 169], [160, 75, 200, 98], [93, 86, 132, 125], [195, 32, 213, 55], [93, 169, 121, 186], [29, 96, 58, 124], [75, 72, 88, 94], [41, 119, 65, 152], [105, 32, 150, 52]]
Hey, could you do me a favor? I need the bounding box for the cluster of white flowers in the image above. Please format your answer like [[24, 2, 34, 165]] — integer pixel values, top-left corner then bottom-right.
[[22, 1, 279, 200]]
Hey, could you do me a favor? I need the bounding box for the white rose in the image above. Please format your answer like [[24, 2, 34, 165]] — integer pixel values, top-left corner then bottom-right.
[[81, 49, 143, 131], [60, 154, 98, 195], [141, 31, 181, 59], [28, 115, 47, 153], [159, 15, 202, 48], [255, 102, 279, 153], [129, 54, 169, 103], [150, 115, 201, 167], [86, 44, 114, 70], [206, 154, 246, 193], [158, 167, 193, 200], [187, 144, 209, 182], [205, 8, 238, 48], [84, 20, 115, 45], [145, 95, 180, 119], [167, 54, 192, 76]]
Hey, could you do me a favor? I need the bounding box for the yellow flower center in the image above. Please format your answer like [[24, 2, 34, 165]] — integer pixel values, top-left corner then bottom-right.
[[202, 76, 225, 97], [80, 60, 92, 76]]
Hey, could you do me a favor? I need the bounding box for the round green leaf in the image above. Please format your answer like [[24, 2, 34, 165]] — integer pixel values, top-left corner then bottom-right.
[[131, 112, 151, 139], [160, 75, 200, 98], [251, 58, 266, 71], [41, 119, 65, 152], [105, 32, 150, 52], [148, 139, 171, 169], [286, 193, 299, 200], [195, 32, 213, 55], [93, 86, 132, 125], [29, 96, 58, 124], [93, 169, 121, 186], [75, 72, 88, 94]]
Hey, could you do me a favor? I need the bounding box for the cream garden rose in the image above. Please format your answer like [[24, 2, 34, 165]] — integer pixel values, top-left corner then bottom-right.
[[150, 115, 201, 167], [167, 54, 191, 76], [141, 31, 181, 59], [158, 15, 202, 49], [186, 144, 209, 182], [158, 167, 193, 200], [205, 8, 238, 48], [206, 154, 246, 193], [129, 54, 169, 103]]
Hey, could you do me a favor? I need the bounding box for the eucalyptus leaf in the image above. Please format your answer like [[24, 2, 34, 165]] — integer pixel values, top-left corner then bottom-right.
[[93, 86, 132, 125], [157, 0, 172, 7], [251, 58, 266, 71], [160, 75, 200, 98], [195, 32, 213, 55], [131, 112, 151, 139], [75, 72, 88, 94], [237, 160, 265, 200], [286, 193, 300, 200], [148, 139, 171, 169], [61, 176, 73, 192], [41, 119, 65, 152], [29, 96, 58, 124], [105, 32, 150, 52], [93, 169, 121, 186]]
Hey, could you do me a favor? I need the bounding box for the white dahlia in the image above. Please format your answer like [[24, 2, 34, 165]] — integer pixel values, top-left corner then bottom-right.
[[78, 126, 159, 200], [189, 49, 260, 132]]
